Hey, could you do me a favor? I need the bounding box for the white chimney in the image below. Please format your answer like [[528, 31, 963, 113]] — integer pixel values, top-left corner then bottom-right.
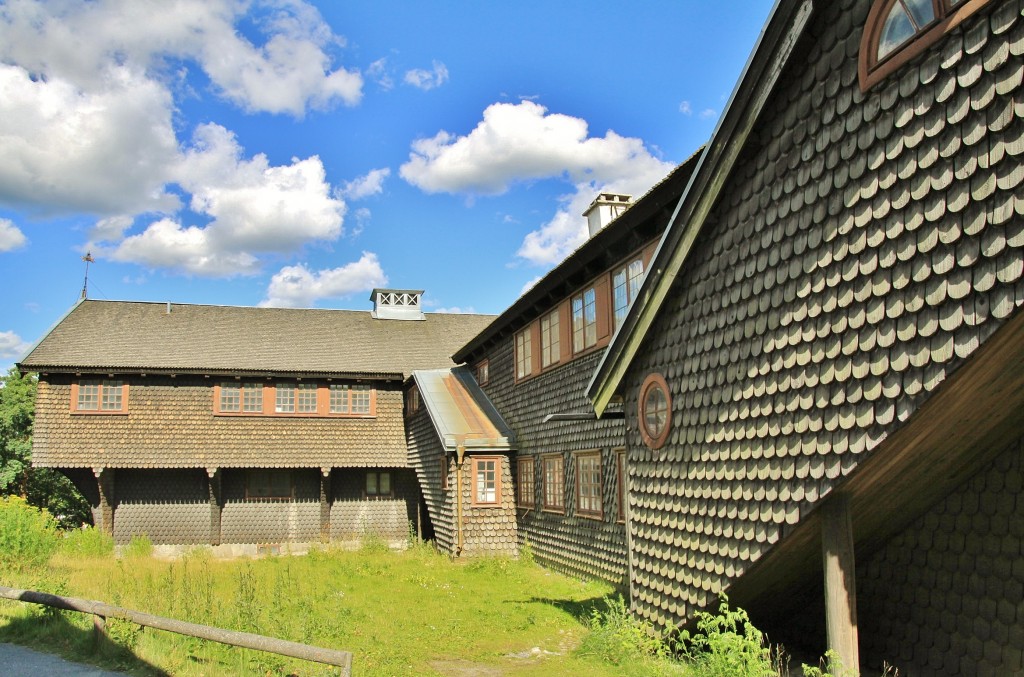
[[370, 289, 425, 320], [583, 193, 632, 237]]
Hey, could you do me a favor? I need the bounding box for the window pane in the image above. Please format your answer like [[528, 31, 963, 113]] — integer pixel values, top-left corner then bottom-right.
[[101, 380, 123, 410], [330, 384, 349, 413], [878, 4, 916, 59], [476, 459, 497, 503], [903, 0, 936, 28], [220, 383, 240, 412], [379, 471, 391, 495], [297, 383, 318, 413], [627, 259, 644, 301], [572, 296, 585, 352], [351, 385, 371, 414], [613, 269, 628, 330], [541, 311, 560, 368], [644, 385, 668, 437], [583, 288, 597, 348], [276, 384, 295, 413], [78, 381, 99, 410], [242, 384, 263, 412], [366, 472, 378, 495]]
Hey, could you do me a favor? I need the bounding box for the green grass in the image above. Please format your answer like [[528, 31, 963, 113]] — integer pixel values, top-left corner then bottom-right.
[[0, 540, 658, 676]]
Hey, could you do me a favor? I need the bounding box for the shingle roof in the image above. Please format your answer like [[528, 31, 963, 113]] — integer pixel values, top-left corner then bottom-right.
[[20, 300, 496, 378]]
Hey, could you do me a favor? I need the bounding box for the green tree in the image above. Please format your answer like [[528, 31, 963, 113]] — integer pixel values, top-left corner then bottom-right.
[[0, 368, 91, 527]]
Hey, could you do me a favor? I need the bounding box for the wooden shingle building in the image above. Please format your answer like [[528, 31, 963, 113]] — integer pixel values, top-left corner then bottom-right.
[[18, 0, 1024, 671], [20, 292, 494, 552]]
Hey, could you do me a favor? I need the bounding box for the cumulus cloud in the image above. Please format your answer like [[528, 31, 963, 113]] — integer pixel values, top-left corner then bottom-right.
[[366, 57, 394, 90], [404, 60, 449, 91], [0, 219, 27, 251], [107, 124, 346, 276], [0, 0, 361, 116], [400, 101, 673, 265], [260, 252, 388, 307], [340, 168, 390, 200], [0, 64, 180, 216], [0, 330, 31, 359]]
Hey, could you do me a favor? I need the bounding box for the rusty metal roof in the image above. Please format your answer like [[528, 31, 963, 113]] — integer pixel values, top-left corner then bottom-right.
[[412, 367, 514, 452]]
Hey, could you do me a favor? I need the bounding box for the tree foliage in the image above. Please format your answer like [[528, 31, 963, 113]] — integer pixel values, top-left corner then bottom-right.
[[0, 368, 91, 527]]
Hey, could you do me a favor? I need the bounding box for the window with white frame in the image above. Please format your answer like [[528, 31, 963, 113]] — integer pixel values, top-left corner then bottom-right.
[[612, 258, 644, 330], [515, 327, 533, 379], [576, 451, 603, 518], [540, 309, 561, 368], [571, 288, 598, 353]]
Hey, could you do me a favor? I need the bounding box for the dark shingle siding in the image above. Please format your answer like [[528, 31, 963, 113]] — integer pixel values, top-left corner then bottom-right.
[[621, 0, 1024, 630]]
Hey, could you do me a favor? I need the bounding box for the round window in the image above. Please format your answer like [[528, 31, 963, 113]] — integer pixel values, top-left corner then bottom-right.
[[638, 373, 671, 449]]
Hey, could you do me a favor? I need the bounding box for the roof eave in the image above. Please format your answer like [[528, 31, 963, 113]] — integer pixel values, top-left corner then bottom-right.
[[588, 0, 814, 416]]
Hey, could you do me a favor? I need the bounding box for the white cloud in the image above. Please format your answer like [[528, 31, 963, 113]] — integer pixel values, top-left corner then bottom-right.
[[400, 100, 673, 265], [340, 168, 390, 200], [679, 100, 692, 115], [366, 57, 394, 90], [0, 219, 27, 251], [699, 108, 717, 119], [432, 306, 477, 314], [108, 124, 346, 276], [519, 275, 544, 297], [404, 60, 449, 91], [0, 63, 180, 216], [0, 330, 31, 359], [0, 0, 361, 117], [260, 252, 388, 307]]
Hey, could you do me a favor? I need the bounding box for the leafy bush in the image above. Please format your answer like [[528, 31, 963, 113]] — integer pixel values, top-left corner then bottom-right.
[[0, 495, 58, 571], [580, 595, 674, 664], [679, 594, 776, 677], [60, 525, 115, 557]]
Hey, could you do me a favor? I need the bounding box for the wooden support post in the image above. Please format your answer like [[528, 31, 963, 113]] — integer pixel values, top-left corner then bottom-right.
[[93, 468, 115, 536], [320, 468, 332, 541], [93, 613, 107, 647], [207, 468, 222, 546], [821, 492, 859, 675]]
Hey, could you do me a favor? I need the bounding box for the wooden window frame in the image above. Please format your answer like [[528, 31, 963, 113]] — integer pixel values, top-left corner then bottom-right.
[[514, 325, 535, 381], [612, 257, 645, 332], [70, 379, 129, 415], [213, 382, 376, 418], [575, 450, 603, 520], [615, 448, 627, 523], [540, 308, 561, 369], [245, 470, 293, 502], [475, 359, 490, 385], [440, 455, 449, 491], [571, 287, 598, 353], [365, 471, 393, 499], [541, 453, 565, 514], [517, 456, 535, 508], [406, 384, 420, 415], [859, 0, 992, 90], [471, 456, 502, 507], [638, 373, 672, 450]]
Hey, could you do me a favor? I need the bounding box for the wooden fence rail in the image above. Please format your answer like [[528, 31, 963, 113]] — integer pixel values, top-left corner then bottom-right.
[[0, 585, 353, 676]]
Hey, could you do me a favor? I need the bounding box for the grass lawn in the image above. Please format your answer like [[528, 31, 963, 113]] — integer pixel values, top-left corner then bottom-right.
[[0, 540, 682, 676]]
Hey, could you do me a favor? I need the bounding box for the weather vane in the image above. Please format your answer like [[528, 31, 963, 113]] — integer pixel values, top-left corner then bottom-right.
[[81, 251, 95, 299]]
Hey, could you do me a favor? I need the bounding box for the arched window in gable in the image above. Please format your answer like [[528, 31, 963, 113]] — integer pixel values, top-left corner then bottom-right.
[[859, 0, 993, 90]]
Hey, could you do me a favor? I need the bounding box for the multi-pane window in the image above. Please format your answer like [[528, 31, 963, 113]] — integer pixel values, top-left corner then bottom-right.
[[366, 471, 392, 498], [515, 327, 533, 379], [242, 383, 263, 413], [275, 383, 296, 413], [475, 360, 489, 385], [246, 470, 292, 501], [473, 457, 500, 506], [576, 452, 603, 518], [517, 457, 535, 507], [572, 288, 598, 353], [216, 382, 373, 416], [329, 384, 372, 414], [406, 385, 420, 414], [542, 454, 565, 512], [440, 455, 449, 490], [540, 309, 560, 369], [73, 379, 126, 413], [612, 258, 644, 330]]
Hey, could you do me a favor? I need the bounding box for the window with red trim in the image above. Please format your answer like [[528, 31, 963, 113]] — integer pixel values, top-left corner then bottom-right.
[[71, 379, 128, 414], [542, 454, 565, 513], [472, 457, 501, 506], [575, 451, 603, 519], [214, 382, 375, 417], [517, 457, 535, 508]]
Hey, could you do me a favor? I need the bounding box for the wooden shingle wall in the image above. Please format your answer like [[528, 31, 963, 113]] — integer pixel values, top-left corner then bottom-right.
[[857, 435, 1024, 674], [113, 469, 209, 544], [32, 375, 408, 468], [406, 406, 454, 553], [621, 0, 1024, 629], [221, 469, 320, 544], [479, 340, 629, 582], [457, 454, 518, 557], [329, 469, 418, 543]]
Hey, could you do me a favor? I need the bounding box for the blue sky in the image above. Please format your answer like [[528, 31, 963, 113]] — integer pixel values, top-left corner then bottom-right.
[[0, 0, 775, 370]]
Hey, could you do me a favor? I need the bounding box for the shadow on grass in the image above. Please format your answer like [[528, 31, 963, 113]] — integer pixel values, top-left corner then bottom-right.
[[0, 609, 171, 676], [520, 595, 609, 624]]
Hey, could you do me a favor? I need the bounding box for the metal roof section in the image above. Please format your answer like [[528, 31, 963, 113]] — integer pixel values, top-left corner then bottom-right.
[[412, 367, 515, 452], [587, 0, 813, 416]]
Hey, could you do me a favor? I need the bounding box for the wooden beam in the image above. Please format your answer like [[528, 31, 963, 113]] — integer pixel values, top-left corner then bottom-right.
[[821, 493, 859, 675], [320, 468, 332, 541], [206, 468, 222, 546], [92, 467, 114, 536]]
